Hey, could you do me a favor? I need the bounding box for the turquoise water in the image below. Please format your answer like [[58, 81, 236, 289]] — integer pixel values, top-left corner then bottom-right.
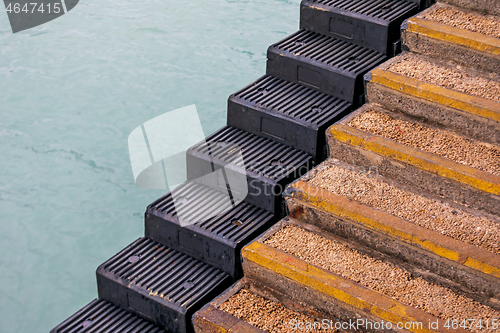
[[0, 1, 300, 332]]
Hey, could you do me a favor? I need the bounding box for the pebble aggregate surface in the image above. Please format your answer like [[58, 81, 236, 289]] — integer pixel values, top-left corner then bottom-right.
[[388, 55, 500, 102], [424, 6, 500, 39], [348, 110, 500, 176], [309, 162, 500, 255], [265, 225, 500, 332], [219, 289, 334, 332]]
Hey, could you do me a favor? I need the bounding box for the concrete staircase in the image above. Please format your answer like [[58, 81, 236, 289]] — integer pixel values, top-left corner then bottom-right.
[[203, 2, 500, 332]]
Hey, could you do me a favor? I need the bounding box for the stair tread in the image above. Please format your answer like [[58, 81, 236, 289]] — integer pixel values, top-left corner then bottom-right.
[[306, 0, 417, 21], [368, 56, 500, 127], [270, 30, 387, 74], [259, 223, 500, 331], [230, 75, 351, 128], [227, 75, 352, 160], [218, 289, 321, 332], [266, 29, 387, 103], [329, 104, 500, 197], [420, 3, 500, 40], [388, 53, 500, 104], [147, 181, 274, 244], [194, 277, 337, 333], [188, 126, 313, 182], [96, 238, 231, 332], [99, 238, 229, 310], [145, 181, 275, 278], [347, 108, 500, 177], [300, 0, 418, 55], [405, 3, 500, 58], [307, 160, 500, 257]]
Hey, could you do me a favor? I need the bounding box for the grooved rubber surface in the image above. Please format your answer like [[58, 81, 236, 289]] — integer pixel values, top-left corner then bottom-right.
[[50, 299, 166, 333], [309, 0, 417, 20]]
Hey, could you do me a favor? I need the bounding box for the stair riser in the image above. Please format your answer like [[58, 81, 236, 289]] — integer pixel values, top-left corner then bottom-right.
[[145, 214, 239, 278], [327, 136, 500, 216], [365, 79, 500, 145], [285, 196, 500, 304]]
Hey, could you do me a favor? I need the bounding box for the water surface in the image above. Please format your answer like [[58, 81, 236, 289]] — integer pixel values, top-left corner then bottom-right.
[[0, 1, 300, 331]]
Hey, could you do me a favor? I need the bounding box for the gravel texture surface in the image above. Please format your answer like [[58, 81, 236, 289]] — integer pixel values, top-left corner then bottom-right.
[[388, 55, 500, 102], [219, 289, 334, 332], [348, 110, 500, 176], [265, 225, 500, 332], [424, 6, 500, 39], [308, 162, 500, 255]]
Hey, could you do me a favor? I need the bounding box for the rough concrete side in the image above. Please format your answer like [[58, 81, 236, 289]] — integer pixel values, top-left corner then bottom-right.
[[402, 28, 500, 74], [365, 81, 500, 145], [438, 0, 500, 16], [326, 135, 500, 216], [286, 197, 500, 305]]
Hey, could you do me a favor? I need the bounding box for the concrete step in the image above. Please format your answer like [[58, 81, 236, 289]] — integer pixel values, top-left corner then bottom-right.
[[326, 103, 500, 216], [284, 158, 500, 300], [194, 277, 341, 333], [402, 3, 500, 73], [227, 75, 352, 161], [242, 218, 500, 333], [365, 52, 500, 145]]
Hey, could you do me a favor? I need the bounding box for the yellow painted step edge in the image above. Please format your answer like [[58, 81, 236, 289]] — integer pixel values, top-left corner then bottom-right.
[[288, 180, 500, 279], [407, 17, 500, 56], [329, 124, 500, 195], [369, 67, 500, 123], [242, 241, 465, 333]]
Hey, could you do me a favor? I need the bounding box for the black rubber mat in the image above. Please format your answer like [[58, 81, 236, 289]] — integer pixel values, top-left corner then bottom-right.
[[267, 29, 388, 105], [227, 75, 352, 160], [300, 0, 418, 55], [186, 126, 314, 216], [96, 238, 230, 333], [50, 298, 166, 333]]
